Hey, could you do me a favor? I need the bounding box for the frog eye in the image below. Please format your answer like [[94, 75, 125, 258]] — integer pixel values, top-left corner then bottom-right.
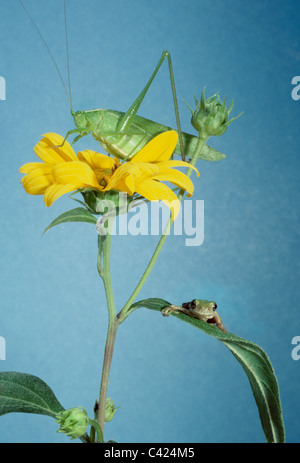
[[191, 300, 197, 309], [213, 302, 217, 311]]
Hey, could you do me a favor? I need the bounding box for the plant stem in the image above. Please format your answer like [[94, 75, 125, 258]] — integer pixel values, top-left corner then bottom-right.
[[95, 134, 208, 438], [96, 226, 119, 437], [89, 418, 104, 443], [117, 135, 208, 323]]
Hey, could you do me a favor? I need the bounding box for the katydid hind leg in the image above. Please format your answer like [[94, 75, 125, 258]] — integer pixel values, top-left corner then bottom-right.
[[117, 50, 186, 161]]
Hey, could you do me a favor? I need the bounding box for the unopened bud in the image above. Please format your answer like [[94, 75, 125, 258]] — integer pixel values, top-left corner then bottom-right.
[[186, 88, 241, 138], [105, 397, 119, 422], [56, 406, 89, 440]]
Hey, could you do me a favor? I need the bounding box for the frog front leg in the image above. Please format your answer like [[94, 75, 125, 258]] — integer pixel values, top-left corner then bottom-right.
[[209, 313, 227, 333], [161, 305, 183, 317]]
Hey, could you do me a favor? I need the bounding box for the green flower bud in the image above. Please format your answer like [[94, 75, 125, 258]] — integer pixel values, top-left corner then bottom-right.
[[186, 88, 241, 138], [56, 407, 89, 440], [105, 397, 119, 422]]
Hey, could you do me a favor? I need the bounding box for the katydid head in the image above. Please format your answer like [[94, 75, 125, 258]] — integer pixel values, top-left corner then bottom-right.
[[72, 110, 88, 130]]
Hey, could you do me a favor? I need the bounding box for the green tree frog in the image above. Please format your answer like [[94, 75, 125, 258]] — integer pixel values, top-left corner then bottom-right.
[[161, 299, 226, 333]]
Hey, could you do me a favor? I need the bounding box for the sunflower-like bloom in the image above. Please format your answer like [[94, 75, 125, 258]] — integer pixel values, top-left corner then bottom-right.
[[19, 133, 120, 207], [19, 131, 199, 219]]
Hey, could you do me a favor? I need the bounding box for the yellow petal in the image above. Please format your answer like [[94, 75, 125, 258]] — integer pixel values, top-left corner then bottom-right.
[[20, 165, 52, 195], [77, 150, 119, 171], [34, 133, 77, 165], [52, 161, 101, 190], [131, 131, 178, 163], [44, 183, 78, 207], [133, 162, 159, 178], [104, 172, 135, 195], [158, 160, 199, 177], [104, 163, 141, 195], [152, 168, 195, 196], [19, 162, 45, 174], [134, 179, 180, 220]]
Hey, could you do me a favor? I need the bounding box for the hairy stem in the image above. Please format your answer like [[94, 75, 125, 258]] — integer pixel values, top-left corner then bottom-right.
[[97, 317, 118, 435], [96, 227, 118, 436]]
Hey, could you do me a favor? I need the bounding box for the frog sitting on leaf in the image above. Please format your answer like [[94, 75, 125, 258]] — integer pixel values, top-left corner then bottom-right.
[[161, 299, 226, 333]]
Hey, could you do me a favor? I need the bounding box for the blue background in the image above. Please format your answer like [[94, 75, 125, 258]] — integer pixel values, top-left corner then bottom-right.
[[0, 0, 299, 443]]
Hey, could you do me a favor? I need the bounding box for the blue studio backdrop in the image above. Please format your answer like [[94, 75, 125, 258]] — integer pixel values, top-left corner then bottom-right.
[[0, 0, 299, 443]]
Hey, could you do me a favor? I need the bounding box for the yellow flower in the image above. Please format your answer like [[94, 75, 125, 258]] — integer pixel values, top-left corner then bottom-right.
[[103, 131, 199, 219], [19, 131, 199, 219], [19, 133, 120, 207]]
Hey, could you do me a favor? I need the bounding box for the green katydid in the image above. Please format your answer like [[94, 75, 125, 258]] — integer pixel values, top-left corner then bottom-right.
[[19, 0, 226, 163]]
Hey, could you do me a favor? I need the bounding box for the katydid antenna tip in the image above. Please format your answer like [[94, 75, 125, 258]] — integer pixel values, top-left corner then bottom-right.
[[18, 0, 73, 111]]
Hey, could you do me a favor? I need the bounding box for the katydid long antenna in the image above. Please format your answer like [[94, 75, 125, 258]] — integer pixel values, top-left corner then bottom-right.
[[18, 0, 73, 111], [63, 0, 73, 111]]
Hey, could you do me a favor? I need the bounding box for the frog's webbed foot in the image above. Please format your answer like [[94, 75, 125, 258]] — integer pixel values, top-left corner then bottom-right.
[[161, 305, 182, 317]]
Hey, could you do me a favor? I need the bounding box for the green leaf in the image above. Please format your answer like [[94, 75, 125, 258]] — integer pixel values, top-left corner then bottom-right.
[[0, 372, 64, 418], [198, 144, 226, 161], [132, 298, 285, 444], [43, 207, 97, 234], [174, 131, 226, 161], [130, 298, 170, 312]]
